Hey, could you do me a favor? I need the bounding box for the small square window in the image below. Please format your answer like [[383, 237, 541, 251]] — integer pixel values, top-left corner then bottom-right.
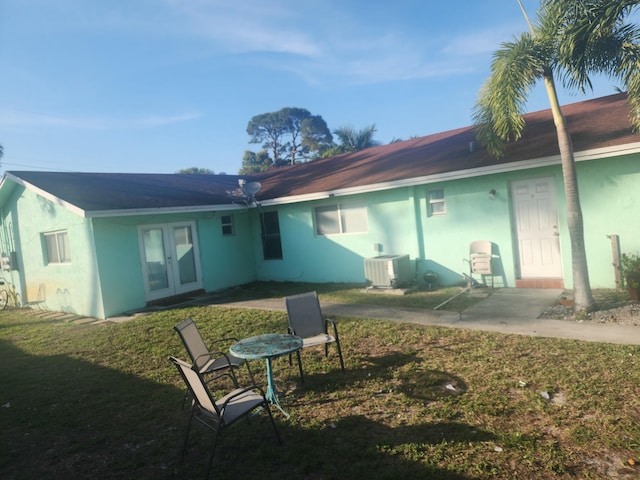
[[43, 230, 71, 264], [428, 189, 446, 216], [221, 214, 234, 236]]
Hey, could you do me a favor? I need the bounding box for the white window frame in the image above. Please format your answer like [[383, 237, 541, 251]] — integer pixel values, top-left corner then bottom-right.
[[220, 214, 234, 236], [315, 202, 368, 236], [43, 230, 71, 265], [428, 189, 446, 216]]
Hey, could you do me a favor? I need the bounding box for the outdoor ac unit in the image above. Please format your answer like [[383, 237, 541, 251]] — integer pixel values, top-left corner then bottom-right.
[[364, 254, 412, 288]]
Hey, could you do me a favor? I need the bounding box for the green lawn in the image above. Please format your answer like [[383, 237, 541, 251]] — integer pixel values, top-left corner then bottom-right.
[[1, 287, 640, 479]]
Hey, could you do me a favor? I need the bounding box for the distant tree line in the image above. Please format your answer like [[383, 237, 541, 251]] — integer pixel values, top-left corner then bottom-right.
[[175, 108, 400, 176], [240, 107, 382, 174], [176, 167, 216, 175]]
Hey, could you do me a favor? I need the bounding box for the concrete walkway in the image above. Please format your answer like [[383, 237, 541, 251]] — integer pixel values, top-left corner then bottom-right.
[[213, 288, 640, 346]]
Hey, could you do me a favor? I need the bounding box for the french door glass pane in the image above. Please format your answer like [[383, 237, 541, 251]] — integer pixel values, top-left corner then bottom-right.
[[173, 226, 197, 285], [143, 228, 169, 291]]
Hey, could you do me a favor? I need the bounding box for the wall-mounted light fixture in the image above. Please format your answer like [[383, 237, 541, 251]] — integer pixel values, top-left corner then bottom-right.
[[489, 189, 497, 199]]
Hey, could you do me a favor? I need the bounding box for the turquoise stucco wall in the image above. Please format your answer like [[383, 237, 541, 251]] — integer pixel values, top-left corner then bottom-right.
[[1, 181, 258, 319], [2, 151, 638, 320], [253, 182, 520, 288], [91, 216, 147, 316], [418, 173, 520, 287], [253, 189, 426, 284], [576, 154, 640, 287], [252, 153, 640, 290], [4, 187, 104, 318], [195, 209, 257, 291], [92, 209, 257, 318]]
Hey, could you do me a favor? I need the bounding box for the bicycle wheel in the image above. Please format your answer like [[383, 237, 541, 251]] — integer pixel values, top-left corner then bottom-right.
[[0, 290, 8, 310], [11, 292, 21, 308]]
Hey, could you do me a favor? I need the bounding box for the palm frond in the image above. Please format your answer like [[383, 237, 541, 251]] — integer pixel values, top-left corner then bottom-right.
[[543, 0, 640, 130], [473, 33, 547, 157]]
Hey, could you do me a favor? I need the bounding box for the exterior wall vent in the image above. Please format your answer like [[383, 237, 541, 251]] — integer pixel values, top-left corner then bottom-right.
[[364, 254, 412, 288]]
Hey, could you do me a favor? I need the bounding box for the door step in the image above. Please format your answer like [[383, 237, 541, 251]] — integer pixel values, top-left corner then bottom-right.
[[147, 289, 205, 307], [516, 278, 564, 289]]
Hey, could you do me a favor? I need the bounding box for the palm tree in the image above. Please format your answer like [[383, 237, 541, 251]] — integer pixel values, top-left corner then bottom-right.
[[329, 125, 379, 155], [473, 0, 640, 312]]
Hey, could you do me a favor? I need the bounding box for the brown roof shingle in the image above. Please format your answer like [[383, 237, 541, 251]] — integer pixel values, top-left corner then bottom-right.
[[255, 93, 640, 199], [6, 93, 639, 214], [6, 171, 253, 212]]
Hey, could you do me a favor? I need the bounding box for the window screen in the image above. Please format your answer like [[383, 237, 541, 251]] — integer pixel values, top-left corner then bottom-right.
[[43, 231, 71, 264]]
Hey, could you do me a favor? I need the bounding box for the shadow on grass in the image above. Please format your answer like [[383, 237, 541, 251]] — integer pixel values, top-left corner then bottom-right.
[[2, 337, 488, 479], [0, 314, 85, 331], [0, 339, 184, 479], [356, 351, 468, 401], [281, 350, 468, 403], [208, 281, 366, 301], [206, 413, 494, 480]]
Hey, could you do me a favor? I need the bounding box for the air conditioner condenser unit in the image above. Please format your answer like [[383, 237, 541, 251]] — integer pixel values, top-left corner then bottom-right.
[[364, 254, 412, 288]]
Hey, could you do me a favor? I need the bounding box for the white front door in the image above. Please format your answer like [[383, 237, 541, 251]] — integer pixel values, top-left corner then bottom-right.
[[138, 222, 203, 301], [511, 177, 562, 278]]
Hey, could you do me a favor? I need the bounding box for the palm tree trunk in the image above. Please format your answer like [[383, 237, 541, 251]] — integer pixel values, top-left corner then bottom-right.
[[543, 71, 595, 312]]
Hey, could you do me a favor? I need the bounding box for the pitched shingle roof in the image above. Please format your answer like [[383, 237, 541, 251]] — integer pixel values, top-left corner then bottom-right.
[[5, 93, 639, 215], [255, 92, 640, 199], [5, 171, 255, 213]]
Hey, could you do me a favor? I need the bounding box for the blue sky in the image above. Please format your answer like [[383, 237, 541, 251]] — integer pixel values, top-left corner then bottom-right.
[[0, 0, 626, 176]]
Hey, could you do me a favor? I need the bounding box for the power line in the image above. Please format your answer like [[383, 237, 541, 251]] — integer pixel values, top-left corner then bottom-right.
[[0, 160, 80, 173]]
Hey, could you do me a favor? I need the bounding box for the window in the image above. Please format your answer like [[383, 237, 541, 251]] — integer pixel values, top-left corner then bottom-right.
[[221, 214, 234, 236], [43, 230, 71, 264], [315, 202, 368, 235], [261, 211, 282, 260], [428, 189, 446, 216]]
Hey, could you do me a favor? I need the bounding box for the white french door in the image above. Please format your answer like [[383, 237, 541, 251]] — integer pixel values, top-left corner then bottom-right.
[[511, 177, 562, 278], [138, 222, 203, 301]]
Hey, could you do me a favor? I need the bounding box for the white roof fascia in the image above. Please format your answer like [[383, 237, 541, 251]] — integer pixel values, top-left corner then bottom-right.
[[573, 141, 640, 162], [0, 174, 11, 190], [85, 202, 249, 218], [261, 141, 640, 206], [5, 172, 87, 217], [258, 192, 333, 207], [7, 141, 640, 212]]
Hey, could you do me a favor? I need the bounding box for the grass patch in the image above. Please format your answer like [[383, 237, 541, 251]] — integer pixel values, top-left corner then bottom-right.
[[218, 281, 481, 311], [1, 291, 640, 478]]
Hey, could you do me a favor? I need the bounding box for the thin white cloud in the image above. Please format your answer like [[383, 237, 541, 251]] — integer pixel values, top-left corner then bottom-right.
[[163, 0, 323, 57], [0, 110, 203, 129], [259, 28, 479, 87], [19, 0, 521, 86], [441, 25, 524, 57], [165, 2, 491, 85], [0, 111, 106, 129], [13, 0, 323, 57], [132, 113, 203, 128]]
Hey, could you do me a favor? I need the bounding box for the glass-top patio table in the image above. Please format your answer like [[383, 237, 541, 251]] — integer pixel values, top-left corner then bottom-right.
[[230, 333, 303, 417]]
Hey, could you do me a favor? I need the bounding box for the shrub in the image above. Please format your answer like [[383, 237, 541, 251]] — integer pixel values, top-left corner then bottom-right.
[[620, 252, 640, 289]]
